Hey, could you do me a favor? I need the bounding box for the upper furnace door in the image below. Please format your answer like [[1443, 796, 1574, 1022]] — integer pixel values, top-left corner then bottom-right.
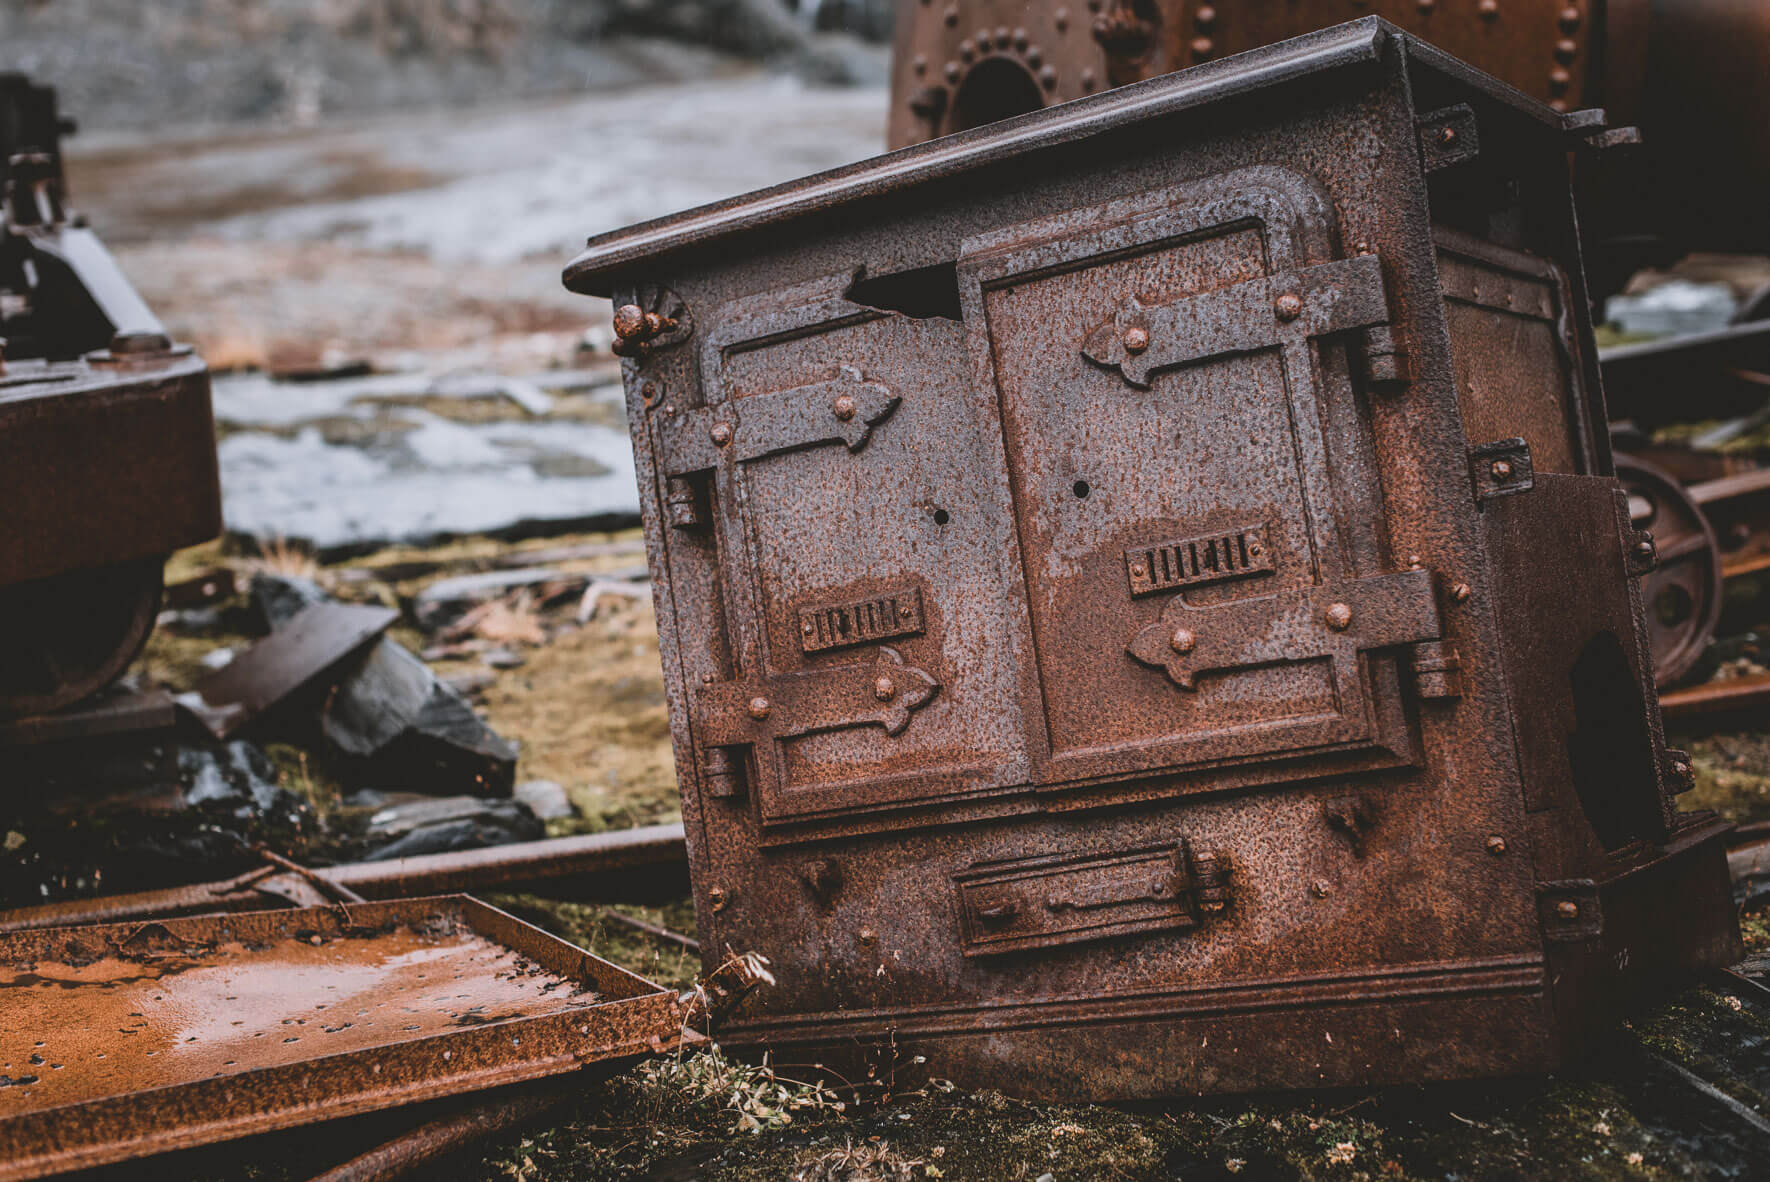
[[959, 165, 1439, 789]]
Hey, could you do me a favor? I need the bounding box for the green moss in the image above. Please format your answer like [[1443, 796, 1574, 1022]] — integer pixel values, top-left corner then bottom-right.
[[1682, 732, 1770, 825]]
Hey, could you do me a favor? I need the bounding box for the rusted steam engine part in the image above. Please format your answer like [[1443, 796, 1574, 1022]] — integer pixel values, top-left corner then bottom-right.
[[1614, 458, 1722, 687], [0, 76, 221, 719], [569, 21, 1739, 1099], [888, 0, 1770, 282]]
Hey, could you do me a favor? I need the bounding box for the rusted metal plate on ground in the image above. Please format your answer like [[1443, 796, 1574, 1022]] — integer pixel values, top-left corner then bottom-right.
[[564, 19, 1739, 1100], [0, 895, 685, 1180], [177, 601, 399, 739]]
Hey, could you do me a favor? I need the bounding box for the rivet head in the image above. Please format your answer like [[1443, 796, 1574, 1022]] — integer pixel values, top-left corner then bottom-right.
[[1080, 67, 1095, 89], [1549, 68, 1571, 93], [1486, 835, 1508, 855], [1123, 326, 1150, 353], [1451, 582, 1473, 602], [945, 61, 962, 83], [1554, 38, 1578, 62], [832, 393, 857, 421], [1038, 64, 1058, 89], [942, 3, 958, 24], [1129, 562, 1147, 578], [1170, 627, 1197, 654], [958, 40, 975, 61], [1190, 35, 1213, 57], [1490, 458, 1514, 482], [1274, 292, 1304, 321], [710, 422, 733, 446], [1053, 6, 1069, 31], [995, 25, 1011, 45], [1559, 5, 1581, 31], [1555, 900, 1579, 920], [708, 886, 728, 911], [913, 55, 927, 75], [1012, 26, 1029, 48], [1325, 602, 1353, 631], [1310, 880, 1331, 899], [747, 696, 771, 720], [1438, 125, 1458, 146], [802, 621, 815, 635], [874, 675, 897, 701], [899, 603, 914, 618], [1635, 537, 1656, 559], [612, 303, 645, 338], [1026, 45, 1044, 66], [1478, 0, 1498, 17], [859, 927, 878, 946], [1195, 4, 1216, 28]]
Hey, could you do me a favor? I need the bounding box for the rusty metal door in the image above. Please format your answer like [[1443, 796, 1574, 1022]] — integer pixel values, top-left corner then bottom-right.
[[959, 165, 1438, 789], [672, 282, 1035, 827]]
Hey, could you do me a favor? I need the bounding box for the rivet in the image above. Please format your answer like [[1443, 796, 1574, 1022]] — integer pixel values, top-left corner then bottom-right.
[[974, 26, 992, 49], [1054, 6, 1069, 31], [663, 403, 677, 417], [1191, 35, 1214, 57], [1080, 67, 1095, 90], [1554, 38, 1578, 62], [1026, 46, 1044, 66], [942, 3, 958, 25], [1129, 562, 1147, 578], [1195, 4, 1216, 28], [1086, 0, 1102, 12], [995, 25, 1011, 46], [1556, 900, 1579, 920], [1549, 68, 1570, 93], [747, 696, 771, 720], [1039, 64, 1058, 89], [874, 675, 897, 701], [1170, 627, 1197, 654], [1635, 538, 1655, 559], [1451, 582, 1472, 602], [859, 927, 879, 946], [913, 54, 927, 75], [709, 887, 728, 911], [1478, 0, 1498, 17], [802, 621, 815, 635], [1013, 26, 1029, 48], [945, 61, 962, 84], [1123, 326, 1149, 353], [1274, 291, 1304, 321], [641, 381, 658, 399], [710, 422, 733, 446], [1490, 458, 1514, 482], [1559, 5, 1581, 32], [958, 40, 974, 61], [702, 672, 715, 684], [1325, 602, 1353, 631], [1406, 553, 1422, 570], [1417, 0, 1434, 10], [899, 603, 914, 618], [612, 303, 645, 339], [1438, 125, 1458, 146], [1310, 880, 1331, 899], [1486, 835, 1508, 855], [832, 393, 857, 421]]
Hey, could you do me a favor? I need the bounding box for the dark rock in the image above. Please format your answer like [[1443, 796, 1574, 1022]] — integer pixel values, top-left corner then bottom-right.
[[250, 571, 332, 632], [413, 567, 581, 632], [483, 647, 526, 670], [322, 638, 518, 796], [357, 795, 542, 861]]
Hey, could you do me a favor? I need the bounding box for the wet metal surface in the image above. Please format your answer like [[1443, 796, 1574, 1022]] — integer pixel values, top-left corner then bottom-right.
[[566, 20, 1739, 1100], [0, 896, 684, 1180]]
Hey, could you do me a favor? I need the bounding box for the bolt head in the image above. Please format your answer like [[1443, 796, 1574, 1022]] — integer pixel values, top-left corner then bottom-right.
[[1325, 602, 1353, 631], [1310, 880, 1331, 899], [1555, 900, 1579, 920], [710, 422, 733, 446], [1274, 292, 1304, 321], [612, 303, 645, 339], [709, 886, 728, 910], [1486, 835, 1508, 855], [1170, 627, 1196, 654], [1438, 125, 1458, 146], [832, 393, 857, 421], [1490, 458, 1513, 481], [1451, 582, 1473, 602], [859, 927, 878, 946], [802, 621, 815, 635], [874, 675, 897, 701], [1122, 326, 1150, 354], [1129, 562, 1147, 578], [747, 696, 771, 720]]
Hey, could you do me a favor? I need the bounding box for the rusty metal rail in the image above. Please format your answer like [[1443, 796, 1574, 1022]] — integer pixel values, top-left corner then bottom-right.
[[0, 823, 689, 933]]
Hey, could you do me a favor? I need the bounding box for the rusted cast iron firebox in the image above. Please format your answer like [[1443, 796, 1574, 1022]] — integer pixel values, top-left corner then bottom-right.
[[564, 20, 1740, 1098]]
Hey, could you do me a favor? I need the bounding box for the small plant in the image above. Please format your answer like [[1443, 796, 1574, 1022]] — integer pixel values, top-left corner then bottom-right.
[[637, 1043, 847, 1134]]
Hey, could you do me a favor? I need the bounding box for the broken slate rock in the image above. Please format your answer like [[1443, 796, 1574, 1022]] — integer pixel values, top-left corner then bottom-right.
[[250, 571, 332, 632], [513, 779, 573, 821], [359, 796, 542, 861], [323, 637, 518, 796]]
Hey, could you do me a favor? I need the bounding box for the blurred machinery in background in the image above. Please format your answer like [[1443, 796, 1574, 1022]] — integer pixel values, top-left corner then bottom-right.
[[890, 0, 1770, 687], [0, 75, 220, 718]]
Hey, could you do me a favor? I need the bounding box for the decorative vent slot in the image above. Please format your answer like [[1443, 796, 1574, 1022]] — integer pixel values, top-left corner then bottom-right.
[[799, 586, 926, 653], [1127, 524, 1274, 598]]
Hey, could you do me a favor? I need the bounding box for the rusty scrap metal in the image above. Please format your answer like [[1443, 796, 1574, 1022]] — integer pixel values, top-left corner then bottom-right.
[[565, 19, 1740, 1099], [303, 1083, 581, 1182], [0, 895, 689, 1181], [0, 823, 691, 934], [1659, 672, 1770, 735], [176, 601, 400, 739], [0, 75, 220, 719], [886, 0, 1770, 281], [1616, 457, 1724, 687], [0, 684, 175, 747]]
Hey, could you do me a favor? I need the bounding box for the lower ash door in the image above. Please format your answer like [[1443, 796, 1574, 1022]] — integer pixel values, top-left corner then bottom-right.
[[961, 165, 1439, 789]]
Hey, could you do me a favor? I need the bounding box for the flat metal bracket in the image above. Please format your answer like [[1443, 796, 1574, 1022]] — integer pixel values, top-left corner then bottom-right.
[[1126, 567, 1443, 691], [1470, 438, 1535, 502], [693, 645, 940, 749], [1537, 878, 1603, 943], [1418, 103, 1480, 172], [1081, 254, 1391, 389], [656, 364, 899, 477]]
